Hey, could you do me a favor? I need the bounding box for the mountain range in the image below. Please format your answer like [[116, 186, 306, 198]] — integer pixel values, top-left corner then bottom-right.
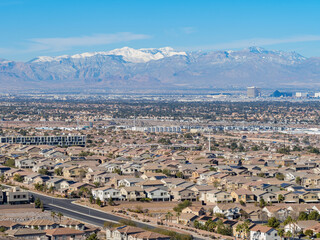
[[1, 46, 320, 91]]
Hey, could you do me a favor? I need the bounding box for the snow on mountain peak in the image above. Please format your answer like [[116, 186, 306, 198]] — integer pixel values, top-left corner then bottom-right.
[[29, 47, 187, 63]]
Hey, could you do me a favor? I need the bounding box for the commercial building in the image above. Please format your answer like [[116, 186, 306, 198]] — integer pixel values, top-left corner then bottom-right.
[[296, 92, 308, 98], [0, 135, 86, 146], [132, 126, 181, 133], [247, 87, 261, 98]]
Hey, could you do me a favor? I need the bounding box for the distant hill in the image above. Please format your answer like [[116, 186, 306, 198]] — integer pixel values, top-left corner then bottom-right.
[[1, 46, 320, 91]]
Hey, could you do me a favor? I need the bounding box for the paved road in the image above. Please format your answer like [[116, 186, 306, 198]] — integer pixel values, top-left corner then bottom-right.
[[32, 192, 153, 229], [32, 192, 206, 240]]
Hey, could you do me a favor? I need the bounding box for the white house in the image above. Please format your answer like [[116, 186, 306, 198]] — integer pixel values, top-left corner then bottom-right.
[[92, 187, 123, 201], [15, 159, 36, 169], [250, 225, 280, 240], [145, 187, 170, 201], [213, 204, 241, 219], [118, 178, 144, 188], [284, 220, 319, 235]]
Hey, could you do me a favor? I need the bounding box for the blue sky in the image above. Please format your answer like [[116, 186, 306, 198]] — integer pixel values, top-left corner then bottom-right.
[[1, 0, 320, 61]]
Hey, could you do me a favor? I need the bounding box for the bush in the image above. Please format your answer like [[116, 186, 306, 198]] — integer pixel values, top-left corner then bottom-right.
[[173, 200, 191, 212]]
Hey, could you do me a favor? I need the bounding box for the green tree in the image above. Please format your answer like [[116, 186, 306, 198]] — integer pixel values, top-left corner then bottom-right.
[[259, 198, 266, 208], [283, 216, 293, 226], [54, 167, 63, 176], [38, 169, 49, 175], [162, 169, 171, 176], [267, 217, 280, 228], [51, 211, 56, 221], [278, 228, 284, 240], [285, 231, 292, 239], [35, 198, 42, 208], [86, 233, 99, 240], [57, 212, 63, 223], [295, 176, 302, 185], [176, 172, 184, 179], [13, 174, 23, 182], [305, 229, 314, 239], [96, 198, 102, 207], [309, 147, 320, 154], [278, 194, 284, 203], [308, 210, 319, 220], [4, 158, 15, 168], [298, 212, 308, 220], [275, 173, 284, 181]]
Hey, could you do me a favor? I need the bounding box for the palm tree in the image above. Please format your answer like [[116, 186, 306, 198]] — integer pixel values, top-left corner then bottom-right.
[[176, 212, 181, 224], [57, 212, 63, 223], [165, 212, 173, 225], [167, 212, 173, 223], [236, 223, 243, 236], [285, 230, 292, 240], [236, 222, 250, 239], [277, 228, 284, 240], [51, 211, 56, 221]]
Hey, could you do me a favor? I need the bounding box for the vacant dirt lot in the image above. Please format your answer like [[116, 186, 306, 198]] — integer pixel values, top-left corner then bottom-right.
[[78, 199, 204, 213], [0, 208, 51, 222]]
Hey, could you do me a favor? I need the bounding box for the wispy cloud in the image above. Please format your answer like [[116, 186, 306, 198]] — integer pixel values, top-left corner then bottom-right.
[[26, 32, 151, 53], [181, 27, 196, 35], [191, 35, 320, 51]]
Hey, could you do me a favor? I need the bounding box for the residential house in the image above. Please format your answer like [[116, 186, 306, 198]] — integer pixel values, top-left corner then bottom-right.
[[145, 187, 170, 201], [276, 191, 300, 203], [136, 180, 165, 189], [200, 190, 233, 204], [46, 178, 64, 190], [23, 219, 59, 230], [59, 180, 76, 193], [140, 172, 167, 180], [23, 173, 41, 184], [69, 182, 95, 194], [284, 220, 319, 235], [250, 225, 280, 240], [45, 228, 86, 240], [15, 159, 36, 169], [0, 220, 24, 231], [299, 192, 319, 203], [106, 226, 170, 240], [63, 166, 85, 179], [59, 219, 85, 230], [171, 188, 196, 201], [231, 189, 256, 203], [262, 206, 288, 221], [92, 187, 123, 201], [213, 204, 242, 219], [118, 178, 144, 188], [178, 213, 198, 226], [6, 228, 48, 240], [254, 191, 278, 203], [181, 206, 205, 216], [120, 186, 146, 201]]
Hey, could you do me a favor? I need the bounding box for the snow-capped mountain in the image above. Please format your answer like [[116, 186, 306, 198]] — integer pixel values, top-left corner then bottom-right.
[[30, 47, 187, 63], [1, 46, 320, 91]]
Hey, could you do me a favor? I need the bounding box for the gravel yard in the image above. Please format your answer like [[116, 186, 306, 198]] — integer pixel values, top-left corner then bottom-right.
[[0, 208, 52, 222]]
